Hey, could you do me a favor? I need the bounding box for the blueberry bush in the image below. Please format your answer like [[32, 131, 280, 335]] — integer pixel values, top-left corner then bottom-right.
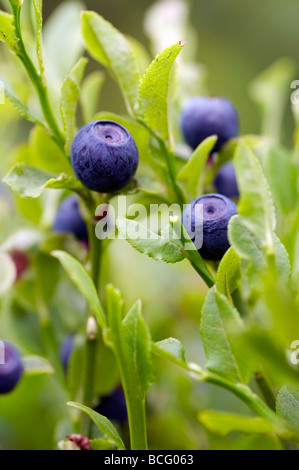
[[0, 0, 299, 451]]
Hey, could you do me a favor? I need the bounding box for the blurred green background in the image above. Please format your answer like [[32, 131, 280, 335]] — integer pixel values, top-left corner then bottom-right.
[[0, 0, 298, 451]]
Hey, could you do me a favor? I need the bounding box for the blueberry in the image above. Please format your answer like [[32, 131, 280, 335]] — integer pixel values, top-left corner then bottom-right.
[[214, 162, 239, 199], [182, 193, 237, 261], [59, 335, 74, 371], [71, 120, 139, 193], [180, 97, 239, 152], [0, 342, 23, 394], [53, 196, 88, 243], [95, 387, 127, 424]]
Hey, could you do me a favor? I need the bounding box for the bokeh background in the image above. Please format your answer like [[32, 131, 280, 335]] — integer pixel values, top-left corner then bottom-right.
[[0, 0, 298, 450]]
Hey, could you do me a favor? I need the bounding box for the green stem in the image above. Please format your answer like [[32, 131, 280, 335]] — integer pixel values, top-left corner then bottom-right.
[[80, 218, 102, 435], [160, 140, 186, 206], [13, 5, 65, 150], [255, 371, 276, 411]]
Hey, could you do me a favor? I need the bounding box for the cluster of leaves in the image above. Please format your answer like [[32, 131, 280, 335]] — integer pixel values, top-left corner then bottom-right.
[[0, 0, 299, 450]]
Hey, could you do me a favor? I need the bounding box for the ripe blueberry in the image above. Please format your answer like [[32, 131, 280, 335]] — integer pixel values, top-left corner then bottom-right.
[[95, 387, 127, 424], [180, 97, 239, 151], [182, 193, 237, 261], [71, 120, 139, 193], [53, 196, 88, 243], [59, 335, 74, 371], [0, 342, 23, 394], [214, 162, 239, 199]]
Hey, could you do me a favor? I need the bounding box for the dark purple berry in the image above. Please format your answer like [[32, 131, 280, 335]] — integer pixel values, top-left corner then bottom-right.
[[53, 196, 88, 243], [0, 342, 23, 394], [71, 120, 139, 193], [182, 193, 237, 261], [214, 162, 239, 199], [180, 97, 239, 152]]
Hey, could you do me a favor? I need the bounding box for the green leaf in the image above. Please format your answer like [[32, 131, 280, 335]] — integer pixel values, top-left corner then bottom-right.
[[3, 163, 85, 199], [81, 11, 139, 116], [0, 252, 16, 295], [276, 386, 299, 431], [61, 57, 88, 155], [67, 402, 125, 450], [177, 136, 217, 198], [0, 75, 45, 127], [90, 438, 115, 450], [234, 143, 276, 253], [216, 247, 241, 298], [229, 215, 266, 272], [0, 11, 19, 52], [116, 217, 185, 264], [52, 251, 106, 328], [152, 338, 187, 368], [32, 0, 44, 77], [264, 146, 299, 215], [229, 216, 291, 283], [200, 287, 253, 384], [80, 71, 105, 123], [122, 300, 153, 393], [105, 286, 151, 449], [198, 410, 275, 437], [138, 41, 184, 144], [23, 356, 54, 376]]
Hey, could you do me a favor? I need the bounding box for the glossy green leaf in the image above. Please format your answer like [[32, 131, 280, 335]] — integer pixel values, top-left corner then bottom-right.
[[80, 71, 105, 123], [138, 41, 184, 144], [52, 251, 106, 328], [276, 386, 299, 430], [198, 410, 275, 436], [81, 11, 139, 116], [177, 135, 217, 198], [23, 356, 54, 376], [67, 402, 125, 450], [122, 300, 153, 393], [200, 287, 253, 384], [3, 163, 85, 198], [116, 217, 185, 264], [152, 338, 187, 368], [234, 143, 276, 253], [0, 11, 19, 52], [61, 57, 87, 155], [229, 215, 266, 272], [216, 247, 241, 298]]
